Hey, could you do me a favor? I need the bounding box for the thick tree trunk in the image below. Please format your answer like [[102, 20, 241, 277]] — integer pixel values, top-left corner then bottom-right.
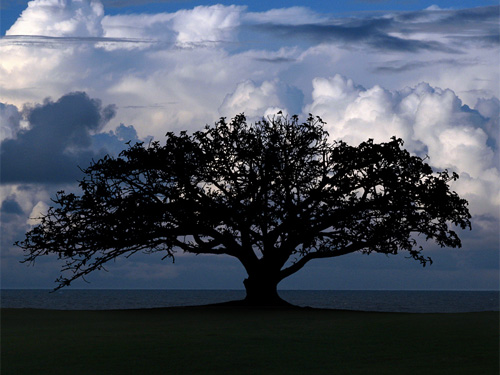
[[243, 274, 290, 306]]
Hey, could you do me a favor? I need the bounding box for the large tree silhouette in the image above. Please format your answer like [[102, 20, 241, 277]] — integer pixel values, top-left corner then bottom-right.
[[17, 114, 471, 305]]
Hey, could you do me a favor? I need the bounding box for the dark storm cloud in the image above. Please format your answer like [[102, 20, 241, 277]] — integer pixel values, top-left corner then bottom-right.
[[0, 92, 118, 184]]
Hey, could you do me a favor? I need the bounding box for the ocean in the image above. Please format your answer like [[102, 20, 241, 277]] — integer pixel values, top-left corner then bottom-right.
[[1, 289, 498, 313]]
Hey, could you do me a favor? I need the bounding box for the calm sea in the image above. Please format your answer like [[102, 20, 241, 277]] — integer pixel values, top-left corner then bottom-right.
[[1, 289, 498, 313]]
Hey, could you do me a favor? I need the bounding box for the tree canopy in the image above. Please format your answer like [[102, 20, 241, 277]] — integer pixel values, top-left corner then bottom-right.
[[17, 114, 471, 305]]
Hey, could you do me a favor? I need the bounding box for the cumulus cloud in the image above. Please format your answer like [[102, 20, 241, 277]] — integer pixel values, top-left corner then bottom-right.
[[100, 4, 244, 49], [172, 5, 243, 48], [4, 1, 244, 51], [306, 75, 500, 218], [7, 0, 105, 37], [219, 79, 303, 119], [0, 91, 120, 183], [2, 2, 498, 130]]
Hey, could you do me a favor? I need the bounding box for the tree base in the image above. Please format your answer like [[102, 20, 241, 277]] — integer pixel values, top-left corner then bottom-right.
[[240, 276, 293, 307]]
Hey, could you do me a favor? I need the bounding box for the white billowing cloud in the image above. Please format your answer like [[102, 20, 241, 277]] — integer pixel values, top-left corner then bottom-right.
[[2, 0, 107, 105], [306, 75, 418, 148], [172, 5, 243, 47], [6, 0, 104, 37], [219, 80, 285, 119], [412, 88, 495, 178], [219, 79, 304, 120], [306, 75, 500, 218], [101, 4, 244, 49]]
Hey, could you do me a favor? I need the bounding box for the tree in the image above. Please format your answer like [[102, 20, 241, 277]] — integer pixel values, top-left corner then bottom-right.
[[16, 114, 471, 306]]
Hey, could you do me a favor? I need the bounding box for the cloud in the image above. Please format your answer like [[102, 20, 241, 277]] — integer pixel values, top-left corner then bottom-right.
[[99, 4, 244, 49], [6, 1, 244, 50], [0, 91, 118, 183], [373, 58, 474, 74], [244, 6, 325, 26], [248, 16, 458, 53], [219, 79, 303, 119], [306, 75, 500, 219], [171, 4, 243, 48], [0, 198, 24, 215], [254, 56, 296, 64], [2, 2, 497, 127], [0, 184, 52, 257], [26, 200, 49, 225], [0, 91, 146, 269], [92, 123, 150, 156], [0, 34, 157, 48], [99, 12, 175, 49], [398, 5, 500, 25], [0, 102, 22, 140], [244, 5, 499, 56], [6, 0, 105, 37]]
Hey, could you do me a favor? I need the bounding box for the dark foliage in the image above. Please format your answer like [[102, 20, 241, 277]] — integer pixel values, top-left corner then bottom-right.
[[16, 114, 471, 305]]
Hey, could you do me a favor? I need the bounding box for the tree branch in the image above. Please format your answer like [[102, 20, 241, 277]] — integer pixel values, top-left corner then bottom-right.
[[278, 242, 367, 281]]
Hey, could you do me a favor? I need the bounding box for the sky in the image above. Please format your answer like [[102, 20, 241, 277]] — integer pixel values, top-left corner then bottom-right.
[[0, 0, 499, 291]]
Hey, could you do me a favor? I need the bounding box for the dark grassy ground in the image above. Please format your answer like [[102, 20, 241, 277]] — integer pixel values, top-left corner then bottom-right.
[[1, 306, 498, 375]]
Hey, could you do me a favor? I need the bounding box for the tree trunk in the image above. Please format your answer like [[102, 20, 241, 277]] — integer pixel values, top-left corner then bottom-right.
[[243, 274, 290, 306]]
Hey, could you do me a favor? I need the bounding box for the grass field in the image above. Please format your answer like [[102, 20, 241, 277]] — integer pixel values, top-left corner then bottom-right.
[[1, 306, 498, 375]]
